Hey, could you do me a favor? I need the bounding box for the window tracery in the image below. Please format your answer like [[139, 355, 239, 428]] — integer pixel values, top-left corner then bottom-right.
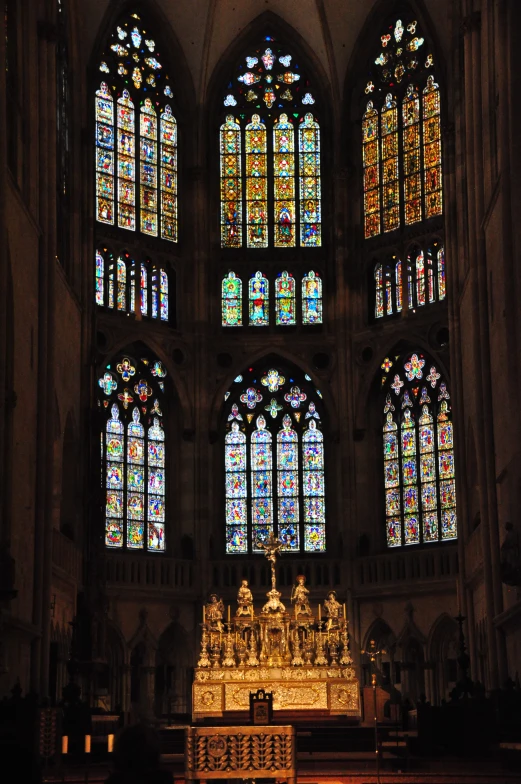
[[224, 365, 326, 554], [381, 352, 457, 546], [99, 353, 168, 552]]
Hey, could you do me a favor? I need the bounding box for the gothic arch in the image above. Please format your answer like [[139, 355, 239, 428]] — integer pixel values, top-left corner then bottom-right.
[[210, 348, 337, 437], [97, 338, 193, 435], [354, 340, 450, 433]]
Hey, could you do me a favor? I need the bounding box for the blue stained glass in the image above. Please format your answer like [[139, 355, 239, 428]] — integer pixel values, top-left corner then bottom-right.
[[252, 498, 272, 524], [303, 471, 323, 496], [304, 523, 325, 551], [278, 471, 298, 495], [402, 458, 417, 485], [252, 471, 272, 496], [226, 525, 248, 553], [226, 472, 247, 497], [226, 498, 247, 525]]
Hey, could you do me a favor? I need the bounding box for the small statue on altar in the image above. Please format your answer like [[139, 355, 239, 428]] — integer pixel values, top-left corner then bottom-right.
[[205, 594, 225, 631], [291, 574, 311, 617], [324, 590, 342, 630], [262, 588, 286, 614], [236, 579, 254, 617]]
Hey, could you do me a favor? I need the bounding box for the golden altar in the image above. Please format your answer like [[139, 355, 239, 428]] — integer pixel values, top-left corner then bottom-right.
[[192, 536, 361, 722]]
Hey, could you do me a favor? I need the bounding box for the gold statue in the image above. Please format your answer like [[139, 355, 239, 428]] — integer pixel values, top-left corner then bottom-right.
[[205, 593, 225, 631], [291, 574, 311, 617], [236, 579, 253, 617], [323, 590, 342, 630], [256, 531, 284, 590]]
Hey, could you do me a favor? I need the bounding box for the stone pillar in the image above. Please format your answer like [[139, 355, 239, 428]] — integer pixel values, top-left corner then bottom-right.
[[121, 663, 131, 717], [140, 666, 156, 721]]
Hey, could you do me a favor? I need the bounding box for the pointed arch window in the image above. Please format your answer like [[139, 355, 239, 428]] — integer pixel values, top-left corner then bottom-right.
[[373, 240, 444, 319], [362, 18, 443, 238], [220, 37, 321, 249], [95, 250, 172, 323], [95, 10, 178, 240], [224, 364, 326, 554], [381, 352, 457, 546], [249, 271, 269, 325], [98, 353, 168, 552]]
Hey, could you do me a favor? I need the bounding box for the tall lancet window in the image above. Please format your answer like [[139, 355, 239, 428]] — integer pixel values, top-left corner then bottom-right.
[[98, 353, 168, 552], [224, 363, 326, 554], [362, 16, 446, 320], [94, 10, 178, 240], [219, 36, 322, 249], [381, 351, 457, 547]]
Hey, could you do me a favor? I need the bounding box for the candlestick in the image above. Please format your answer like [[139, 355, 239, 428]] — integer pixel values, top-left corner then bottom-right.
[[61, 736, 68, 755], [108, 734, 114, 753], [203, 605, 206, 623], [318, 604, 321, 621], [84, 735, 91, 754], [228, 605, 231, 624], [343, 603, 346, 619]]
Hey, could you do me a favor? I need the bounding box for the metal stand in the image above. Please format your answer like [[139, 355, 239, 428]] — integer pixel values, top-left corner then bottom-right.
[[362, 639, 386, 784]]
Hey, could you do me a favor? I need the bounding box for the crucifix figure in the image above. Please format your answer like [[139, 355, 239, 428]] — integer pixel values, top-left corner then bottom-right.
[[256, 531, 284, 590]]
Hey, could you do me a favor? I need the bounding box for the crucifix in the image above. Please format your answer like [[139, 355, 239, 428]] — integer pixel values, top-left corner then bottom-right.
[[256, 531, 284, 590]]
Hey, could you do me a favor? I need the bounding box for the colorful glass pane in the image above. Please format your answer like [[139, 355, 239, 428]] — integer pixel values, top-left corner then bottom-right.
[[402, 85, 421, 225], [249, 271, 269, 326], [95, 83, 115, 225], [438, 246, 446, 300], [395, 260, 402, 312], [277, 415, 299, 550], [117, 257, 126, 310], [222, 272, 242, 326], [151, 267, 159, 319], [303, 420, 325, 551], [116, 90, 136, 231], [381, 95, 399, 232], [160, 105, 177, 241], [96, 250, 105, 305], [375, 263, 384, 318], [302, 271, 322, 324], [126, 408, 144, 548], [140, 263, 148, 316], [404, 514, 420, 544], [275, 271, 295, 325], [273, 114, 295, 247], [299, 114, 321, 247], [140, 99, 158, 236], [160, 268, 168, 321], [363, 102, 380, 238], [423, 76, 442, 218], [220, 115, 242, 248], [416, 249, 425, 306], [246, 115, 267, 248]]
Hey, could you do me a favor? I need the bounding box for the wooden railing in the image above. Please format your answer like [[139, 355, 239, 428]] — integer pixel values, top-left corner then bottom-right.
[[52, 528, 82, 582]]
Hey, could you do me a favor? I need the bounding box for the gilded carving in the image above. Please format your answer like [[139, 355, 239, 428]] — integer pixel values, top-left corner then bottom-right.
[[329, 682, 360, 712], [193, 684, 222, 713], [225, 682, 328, 711]]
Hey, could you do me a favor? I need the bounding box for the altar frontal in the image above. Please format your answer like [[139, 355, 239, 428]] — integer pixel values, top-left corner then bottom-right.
[[193, 533, 361, 722]]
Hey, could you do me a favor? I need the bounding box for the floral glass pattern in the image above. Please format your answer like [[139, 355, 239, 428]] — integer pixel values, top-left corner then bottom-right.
[[95, 11, 177, 241], [100, 352, 167, 551], [224, 364, 326, 554], [382, 351, 457, 546]]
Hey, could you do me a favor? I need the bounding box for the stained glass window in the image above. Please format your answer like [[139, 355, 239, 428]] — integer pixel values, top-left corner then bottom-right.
[[299, 114, 321, 246], [375, 243, 444, 318], [222, 271, 242, 326], [381, 351, 457, 546], [363, 17, 443, 235], [224, 363, 326, 554], [220, 116, 242, 247], [99, 353, 167, 551], [246, 116, 268, 248], [96, 249, 171, 323], [220, 37, 321, 248], [363, 102, 380, 238], [249, 271, 269, 326], [273, 114, 295, 246], [275, 271, 295, 325], [302, 271, 322, 324], [423, 76, 442, 218], [95, 11, 178, 241], [381, 95, 399, 233]]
